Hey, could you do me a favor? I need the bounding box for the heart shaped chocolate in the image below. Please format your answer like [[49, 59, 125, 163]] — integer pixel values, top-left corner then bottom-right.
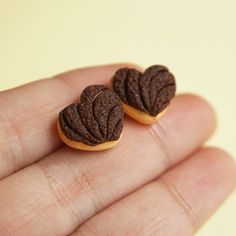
[[112, 65, 176, 120], [58, 85, 124, 150]]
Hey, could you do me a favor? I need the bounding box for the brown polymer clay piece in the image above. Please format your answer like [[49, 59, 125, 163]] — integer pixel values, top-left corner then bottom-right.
[[58, 85, 124, 151], [112, 65, 176, 124]]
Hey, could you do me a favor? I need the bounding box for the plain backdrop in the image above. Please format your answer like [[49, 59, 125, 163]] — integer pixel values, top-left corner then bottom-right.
[[0, 0, 235, 235]]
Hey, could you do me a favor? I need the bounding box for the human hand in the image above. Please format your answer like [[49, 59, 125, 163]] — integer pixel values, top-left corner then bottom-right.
[[0, 64, 235, 236]]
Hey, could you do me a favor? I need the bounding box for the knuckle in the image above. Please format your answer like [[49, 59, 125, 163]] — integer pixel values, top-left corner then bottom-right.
[[38, 157, 101, 225], [160, 178, 197, 227], [148, 122, 172, 170]]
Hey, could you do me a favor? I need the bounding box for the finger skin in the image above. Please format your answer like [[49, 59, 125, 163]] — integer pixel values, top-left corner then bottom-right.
[[0, 64, 132, 179], [0, 95, 216, 236], [74, 148, 236, 236]]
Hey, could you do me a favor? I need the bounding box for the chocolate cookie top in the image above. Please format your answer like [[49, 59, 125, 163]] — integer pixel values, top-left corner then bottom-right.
[[112, 65, 176, 116], [59, 85, 124, 146]]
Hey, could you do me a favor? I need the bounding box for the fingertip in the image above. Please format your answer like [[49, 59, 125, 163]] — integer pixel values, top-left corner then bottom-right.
[[151, 93, 217, 162], [200, 146, 236, 187], [176, 93, 216, 128], [159, 146, 236, 231], [167, 93, 217, 137]]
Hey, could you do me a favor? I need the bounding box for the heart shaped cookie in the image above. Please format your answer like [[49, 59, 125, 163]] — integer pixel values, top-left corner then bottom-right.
[[58, 85, 124, 151], [112, 65, 176, 124]]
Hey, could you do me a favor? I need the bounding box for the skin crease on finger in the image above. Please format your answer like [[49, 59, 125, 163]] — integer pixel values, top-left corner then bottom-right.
[[74, 148, 236, 236], [0, 94, 217, 236]]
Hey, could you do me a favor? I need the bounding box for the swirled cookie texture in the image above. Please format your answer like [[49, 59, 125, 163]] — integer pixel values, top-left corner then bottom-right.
[[112, 65, 176, 124], [58, 85, 124, 151]]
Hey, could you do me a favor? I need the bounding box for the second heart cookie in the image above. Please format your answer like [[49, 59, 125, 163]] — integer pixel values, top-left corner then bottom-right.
[[112, 65, 176, 124]]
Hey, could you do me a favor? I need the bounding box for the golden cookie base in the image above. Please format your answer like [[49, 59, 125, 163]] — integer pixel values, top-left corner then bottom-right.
[[57, 120, 122, 151], [122, 103, 166, 124]]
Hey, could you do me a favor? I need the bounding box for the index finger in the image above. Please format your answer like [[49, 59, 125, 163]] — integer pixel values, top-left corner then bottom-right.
[[0, 64, 132, 179]]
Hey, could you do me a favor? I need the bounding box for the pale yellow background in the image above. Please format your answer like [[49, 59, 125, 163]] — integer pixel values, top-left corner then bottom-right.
[[0, 0, 235, 235]]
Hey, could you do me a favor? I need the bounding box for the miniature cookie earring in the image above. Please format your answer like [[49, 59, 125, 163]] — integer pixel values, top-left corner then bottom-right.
[[112, 65, 176, 124], [57, 85, 124, 151]]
